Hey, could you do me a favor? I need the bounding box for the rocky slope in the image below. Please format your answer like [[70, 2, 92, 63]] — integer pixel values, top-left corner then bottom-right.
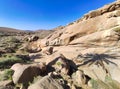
[[0, 0, 120, 89], [39, 0, 120, 46], [34, 0, 120, 88]]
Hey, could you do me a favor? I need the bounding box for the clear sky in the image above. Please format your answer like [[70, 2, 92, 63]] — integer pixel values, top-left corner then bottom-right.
[[0, 0, 115, 30]]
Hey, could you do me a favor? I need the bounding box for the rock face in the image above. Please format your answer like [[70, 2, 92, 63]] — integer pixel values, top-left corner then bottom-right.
[[82, 1, 120, 20], [70, 27, 120, 46], [11, 63, 46, 84], [38, 1, 120, 47], [28, 76, 65, 89]]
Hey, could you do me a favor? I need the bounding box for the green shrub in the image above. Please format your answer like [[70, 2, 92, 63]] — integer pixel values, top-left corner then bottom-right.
[[0, 54, 30, 69], [6, 37, 20, 43], [56, 62, 62, 66], [0, 69, 14, 81]]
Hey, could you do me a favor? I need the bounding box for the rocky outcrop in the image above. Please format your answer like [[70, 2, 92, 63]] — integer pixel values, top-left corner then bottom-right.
[[25, 35, 39, 42], [20, 42, 41, 53], [81, 1, 120, 20], [69, 26, 120, 46], [38, 1, 120, 47]]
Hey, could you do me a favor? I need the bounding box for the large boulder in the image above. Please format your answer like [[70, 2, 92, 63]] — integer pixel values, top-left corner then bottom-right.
[[11, 63, 46, 84], [48, 54, 77, 75], [25, 35, 39, 42], [27, 42, 42, 53]]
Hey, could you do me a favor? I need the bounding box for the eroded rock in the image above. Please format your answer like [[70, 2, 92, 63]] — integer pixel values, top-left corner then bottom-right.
[[11, 63, 46, 85]]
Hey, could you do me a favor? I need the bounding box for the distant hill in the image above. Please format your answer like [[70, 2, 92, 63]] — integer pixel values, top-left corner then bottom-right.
[[0, 27, 54, 38], [0, 27, 24, 33]]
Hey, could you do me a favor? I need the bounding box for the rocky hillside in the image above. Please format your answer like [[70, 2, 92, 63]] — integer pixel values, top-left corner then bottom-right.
[[35, 0, 120, 88], [0, 0, 120, 89], [40, 1, 120, 46]]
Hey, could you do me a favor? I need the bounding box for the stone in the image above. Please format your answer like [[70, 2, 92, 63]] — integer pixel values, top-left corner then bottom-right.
[[11, 63, 46, 84], [27, 42, 42, 53], [27, 35, 39, 42], [42, 46, 54, 55], [108, 10, 120, 18], [48, 54, 77, 75], [108, 4, 116, 12], [72, 70, 87, 87], [28, 76, 65, 89]]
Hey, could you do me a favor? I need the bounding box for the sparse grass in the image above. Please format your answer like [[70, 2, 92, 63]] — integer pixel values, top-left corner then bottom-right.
[[90, 79, 98, 89], [0, 56, 22, 69], [90, 76, 120, 89], [6, 37, 20, 43], [0, 36, 22, 54], [0, 69, 14, 81], [0, 54, 30, 69]]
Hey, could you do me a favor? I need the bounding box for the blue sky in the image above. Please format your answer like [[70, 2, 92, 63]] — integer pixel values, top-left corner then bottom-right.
[[0, 0, 115, 30]]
